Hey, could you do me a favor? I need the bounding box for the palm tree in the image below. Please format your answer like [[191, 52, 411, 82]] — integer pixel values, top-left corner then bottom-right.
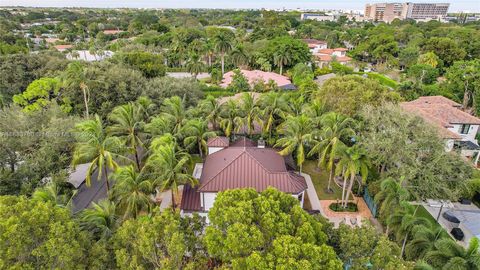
[[374, 177, 409, 234], [160, 96, 187, 135], [301, 100, 326, 128], [275, 115, 314, 173], [387, 202, 431, 258], [258, 91, 289, 140], [62, 61, 91, 118], [72, 115, 125, 192], [219, 100, 239, 138], [335, 145, 369, 207], [234, 93, 261, 136], [230, 44, 248, 68], [199, 95, 222, 131], [308, 112, 355, 193], [204, 41, 215, 67], [147, 142, 198, 210], [32, 182, 75, 208], [405, 225, 450, 261], [186, 54, 206, 79], [425, 237, 480, 270], [273, 48, 291, 75], [108, 103, 144, 169], [111, 165, 154, 219], [79, 199, 118, 240], [181, 119, 217, 158], [213, 32, 233, 74]]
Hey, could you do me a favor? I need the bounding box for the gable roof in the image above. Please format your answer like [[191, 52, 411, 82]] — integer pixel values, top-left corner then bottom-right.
[[220, 70, 293, 89], [401, 96, 480, 139], [198, 146, 307, 194], [207, 136, 230, 147]]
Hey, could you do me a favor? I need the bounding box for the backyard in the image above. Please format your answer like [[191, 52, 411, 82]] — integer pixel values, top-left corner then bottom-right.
[[303, 160, 343, 200]]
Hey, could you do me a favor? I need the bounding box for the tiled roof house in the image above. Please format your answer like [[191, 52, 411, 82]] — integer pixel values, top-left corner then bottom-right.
[[401, 96, 480, 164]]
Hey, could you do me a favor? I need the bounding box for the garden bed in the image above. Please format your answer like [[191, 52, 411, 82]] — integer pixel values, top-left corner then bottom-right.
[[329, 202, 358, 212]]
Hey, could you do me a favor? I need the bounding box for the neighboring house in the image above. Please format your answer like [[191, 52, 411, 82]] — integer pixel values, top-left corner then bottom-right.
[[314, 48, 351, 68], [220, 69, 296, 90], [103, 29, 123, 35], [66, 50, 114, 62], [180, 137, 308, 219], [401, 96, 480, 165], [53, 44, 73, 52], [68, 163, 109, 213], [302, 39, 328, 54]]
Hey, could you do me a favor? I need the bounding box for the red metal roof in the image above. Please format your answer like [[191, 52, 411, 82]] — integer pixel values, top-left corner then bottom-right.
[[198, 146, 307, 194], [180, 184, 201, 212], [207, 136, 230, 147]]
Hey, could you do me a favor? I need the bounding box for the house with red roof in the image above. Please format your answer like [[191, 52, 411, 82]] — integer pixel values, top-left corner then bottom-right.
[[314, 48, 352, 68], [302, 39, 328, 54], [220, 69, 296, 90], [181, 137, 307, 217], [53, 44, 73, 52], [401, 96, 480, 165]]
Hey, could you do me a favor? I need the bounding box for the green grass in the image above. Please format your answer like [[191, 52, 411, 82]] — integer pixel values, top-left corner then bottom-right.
[[303, 160, 343, 200], [354, 72, 399, 89], [415, 205, 441, 229]]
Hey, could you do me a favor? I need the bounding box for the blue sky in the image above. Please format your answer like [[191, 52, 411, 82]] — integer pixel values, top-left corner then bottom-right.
[[1, 0, 479, 12]]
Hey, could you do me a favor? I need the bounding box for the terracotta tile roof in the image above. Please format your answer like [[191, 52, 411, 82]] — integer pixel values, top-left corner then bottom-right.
[[198, 146, 307, 194], [318, 48, 334, 54], [315, 54, 351, 63], [401, 96, 480, 139], [220, 70, 293, 88], [207, 136, 230, 147], [103, 29, 123, 35], [334, 48, 348, 51], [53, 44, 73, 51]]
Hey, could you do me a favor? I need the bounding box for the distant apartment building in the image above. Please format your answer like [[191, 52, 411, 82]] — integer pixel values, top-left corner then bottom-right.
[[364, 2, 450, 23], [300, 13, 337, 21]]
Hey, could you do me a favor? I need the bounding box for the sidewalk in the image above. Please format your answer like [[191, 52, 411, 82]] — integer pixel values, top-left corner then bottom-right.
[[301, 172, 326, 216]]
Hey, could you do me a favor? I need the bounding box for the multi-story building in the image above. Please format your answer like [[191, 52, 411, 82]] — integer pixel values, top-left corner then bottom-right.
[[365, 2, 450, 23]]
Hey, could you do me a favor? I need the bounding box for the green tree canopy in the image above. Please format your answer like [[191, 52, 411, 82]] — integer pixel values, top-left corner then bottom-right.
[[205, 188, 342, 269]]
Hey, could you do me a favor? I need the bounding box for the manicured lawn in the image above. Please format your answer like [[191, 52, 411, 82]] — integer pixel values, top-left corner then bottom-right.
[[415, 205, 441, 229], [303, 160, 343, 200]]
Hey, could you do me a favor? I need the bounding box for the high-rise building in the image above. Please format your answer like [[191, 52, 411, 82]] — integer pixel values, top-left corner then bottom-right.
[[364, 2, 450, 23]]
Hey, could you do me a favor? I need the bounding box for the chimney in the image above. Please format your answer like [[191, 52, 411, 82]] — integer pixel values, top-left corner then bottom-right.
[[258, 138, 265, 149]]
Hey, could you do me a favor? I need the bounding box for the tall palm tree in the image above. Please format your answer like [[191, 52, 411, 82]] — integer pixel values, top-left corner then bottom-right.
[[273, 48, 291, 75], [72, 115, 125, 192], [308, 112, 355, 193], [108, 103, 144, 169], [230, 44, 248, 68], [234, 93, 261, 136], [204, 41, 215, 67], [147, 142, 198, 210], [335, 145, 369, 207], [374, 177, 409, 234], [387, 202, 431, 258], [275, 115, 314, 173], [62, 61, 91, 118], [111, 165, 154, 219], [219, 99, 239, 138], [301, 100, 326, 128], [181, 119, 217, 158], [160, 96, 187, 135], [258, 91, 289, 140], [405, 225, 450, 261], [32, 182, 75, 208], [425, 237, 480, 270], [79, 199, 118, 240], [213, 32, 233, 74], [186, 53, 206, 79], [199, 95, 222, 131]]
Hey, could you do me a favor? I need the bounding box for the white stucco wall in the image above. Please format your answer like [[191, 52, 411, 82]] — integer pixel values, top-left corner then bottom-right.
[[448, 124, 479, 142], [445, 139, 455, 152], [208, 147, 224, 155], [201, 192, 217, 211]]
